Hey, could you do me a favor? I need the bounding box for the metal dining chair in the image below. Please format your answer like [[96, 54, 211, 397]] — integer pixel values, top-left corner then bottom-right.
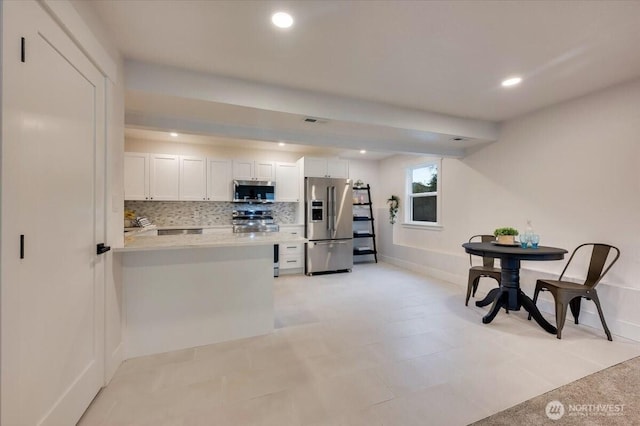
[[528, 243, 620, 340], [465, 234, 502, 306]]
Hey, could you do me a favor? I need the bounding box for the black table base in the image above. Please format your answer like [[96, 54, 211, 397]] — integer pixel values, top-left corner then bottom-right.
[[477, 288, 557, 334], [474, 257, 557, 335]]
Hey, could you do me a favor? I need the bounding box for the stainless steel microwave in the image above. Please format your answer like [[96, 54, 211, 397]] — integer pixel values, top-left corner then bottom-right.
[[233, 180, 275, 203]]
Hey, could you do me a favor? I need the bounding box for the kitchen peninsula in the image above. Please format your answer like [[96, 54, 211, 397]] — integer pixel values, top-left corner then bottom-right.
[[116, 231, 306, 358]]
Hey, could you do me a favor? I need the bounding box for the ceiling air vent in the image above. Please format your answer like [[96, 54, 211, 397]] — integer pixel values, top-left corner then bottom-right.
[[450, 137, 468, 142], [303, 117, 328, 124]]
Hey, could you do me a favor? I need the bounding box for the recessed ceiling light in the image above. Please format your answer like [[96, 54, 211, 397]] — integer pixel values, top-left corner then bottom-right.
[[272, 12, 293, 29], [501, 77, 522, 87], [360, 150, 366, 154], [278, 142, 285, 146], [170, 132, 178, 137]]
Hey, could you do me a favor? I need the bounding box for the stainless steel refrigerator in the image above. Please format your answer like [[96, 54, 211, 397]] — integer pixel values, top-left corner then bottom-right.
[[305, 177, 353, 275]]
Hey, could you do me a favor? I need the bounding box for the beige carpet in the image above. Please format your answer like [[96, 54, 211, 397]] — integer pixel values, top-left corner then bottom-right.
[[471, 356, 640, 425]]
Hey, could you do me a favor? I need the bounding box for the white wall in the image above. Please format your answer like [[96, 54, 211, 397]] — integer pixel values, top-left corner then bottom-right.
[[347, 159, 381, 203], [379, 77, 640, 341]]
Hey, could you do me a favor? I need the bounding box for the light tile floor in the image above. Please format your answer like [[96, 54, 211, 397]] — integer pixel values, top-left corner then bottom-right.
[[79, 263, 640, 426]]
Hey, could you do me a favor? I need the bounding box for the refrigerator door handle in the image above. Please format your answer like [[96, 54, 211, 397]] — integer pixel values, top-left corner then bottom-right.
[[326, 186, 331, 232], [331, 186, 337, 235]]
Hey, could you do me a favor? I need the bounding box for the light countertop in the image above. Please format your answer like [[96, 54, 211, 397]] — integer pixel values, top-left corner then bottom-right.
[[116, 231, 307, 252]]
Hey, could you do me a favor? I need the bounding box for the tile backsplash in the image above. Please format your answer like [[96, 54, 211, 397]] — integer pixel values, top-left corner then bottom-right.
[[124, 201, 299, 227]]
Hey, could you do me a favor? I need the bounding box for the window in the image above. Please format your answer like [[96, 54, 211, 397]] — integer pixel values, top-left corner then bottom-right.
[[406, 161, 440, 225]]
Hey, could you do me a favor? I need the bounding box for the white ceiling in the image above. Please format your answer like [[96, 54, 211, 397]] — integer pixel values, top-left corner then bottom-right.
[[89, 0, 640, 155]]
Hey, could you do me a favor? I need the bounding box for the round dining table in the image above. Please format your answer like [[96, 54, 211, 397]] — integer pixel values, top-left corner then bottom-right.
[[462, 242, 567, 334]]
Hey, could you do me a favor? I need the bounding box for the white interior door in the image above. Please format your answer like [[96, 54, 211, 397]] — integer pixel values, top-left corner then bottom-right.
[[1, 1, 106, 425]]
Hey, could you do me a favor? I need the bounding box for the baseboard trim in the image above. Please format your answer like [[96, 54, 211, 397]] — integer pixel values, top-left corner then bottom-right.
[[379, 254, 466, 287], [535, 298, 640, 342], [105, 342, 123, 385], [379, 252, 640, 343]]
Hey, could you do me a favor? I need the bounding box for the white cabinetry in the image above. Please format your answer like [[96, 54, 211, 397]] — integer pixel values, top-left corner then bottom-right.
[[179, 156, 207, 201], [207, 158, 232, 201], [125, 153, 274, 202], [150, 154, 180, 200], [233, 160, 275, 181], [327, 160, 349, 178], [303, 157, 349, 178], [278, 226, 304, 273], [275, 162, 300, 202], [127, 154, 232, 202], [124, 152, 150, 200]]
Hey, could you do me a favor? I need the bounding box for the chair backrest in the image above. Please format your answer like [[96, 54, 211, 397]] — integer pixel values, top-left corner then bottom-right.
[[469, 234, 496, 268], [559, 243, 620, 289]]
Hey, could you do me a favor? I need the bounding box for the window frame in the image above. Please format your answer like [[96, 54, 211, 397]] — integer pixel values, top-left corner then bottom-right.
[[403, 159, 442, 229]]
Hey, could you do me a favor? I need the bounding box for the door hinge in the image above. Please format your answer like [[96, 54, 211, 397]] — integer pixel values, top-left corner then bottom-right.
[[20, 235, 25, 259], [21, 37, 25, 62]]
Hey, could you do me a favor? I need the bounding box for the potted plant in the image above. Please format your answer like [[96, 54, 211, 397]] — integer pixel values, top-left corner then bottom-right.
[[494, 227, 519, 245]]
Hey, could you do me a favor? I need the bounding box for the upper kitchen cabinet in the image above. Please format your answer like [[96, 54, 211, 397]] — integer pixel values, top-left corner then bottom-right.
[[233, 160, 275, 181], [302, 157, 349, 178], [207, 158, 232, 201], [124, 152, 150, 200], [179, 156, 207, 201], [275, 162, 300, 202], [150, 153, 180, 200]]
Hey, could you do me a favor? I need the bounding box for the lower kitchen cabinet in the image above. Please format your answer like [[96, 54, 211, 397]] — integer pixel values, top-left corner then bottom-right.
[[278, 225, 304, 274], [280, 242, 303, 271]]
